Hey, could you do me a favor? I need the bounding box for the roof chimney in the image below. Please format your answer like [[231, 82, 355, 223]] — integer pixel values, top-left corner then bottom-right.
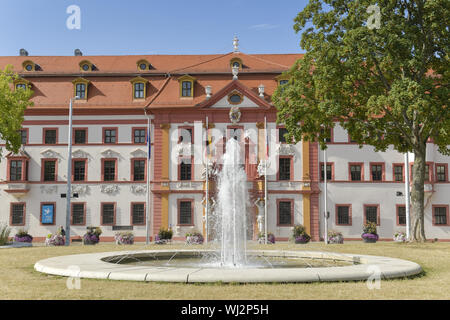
[[19, 49, 28, 57], [74, 49, 83, 56]]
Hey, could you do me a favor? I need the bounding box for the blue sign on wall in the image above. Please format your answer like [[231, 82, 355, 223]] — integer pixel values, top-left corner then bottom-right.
[[41, 204, 54, 224]]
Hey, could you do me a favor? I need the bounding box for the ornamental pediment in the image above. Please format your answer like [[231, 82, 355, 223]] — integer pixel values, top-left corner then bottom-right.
[[101, 148, 120, 158], [41, 148, 62, 160], [130, 148, 147, 158]]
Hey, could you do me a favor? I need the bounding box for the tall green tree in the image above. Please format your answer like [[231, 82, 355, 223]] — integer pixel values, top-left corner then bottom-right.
[[0, 65, 33, 155], [273, 0, 449, 242]]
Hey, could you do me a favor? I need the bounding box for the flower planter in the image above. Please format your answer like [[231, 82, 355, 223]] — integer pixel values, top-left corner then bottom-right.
[[186, 234, 204, 245], [14, 235, 33, 243], [83, 234, 100, 245], [45, 235, 65, 246], [258, 233, 275, 244], [362, 233, 379, 243], [328, 235, 344, 244], [115, 232, 134, 245], [294, 236, 310, 244]]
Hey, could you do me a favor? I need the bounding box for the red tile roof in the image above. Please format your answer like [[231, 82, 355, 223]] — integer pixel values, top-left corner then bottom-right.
[[0, 52, 303, 110]]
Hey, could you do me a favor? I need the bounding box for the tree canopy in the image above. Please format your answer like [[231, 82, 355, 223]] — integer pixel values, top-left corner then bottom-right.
[[273, 0, 449, 241], [0, 65, 33, 155]]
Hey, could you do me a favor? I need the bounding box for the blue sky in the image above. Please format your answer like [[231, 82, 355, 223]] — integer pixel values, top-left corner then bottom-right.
[[0, 0, 309, 56]]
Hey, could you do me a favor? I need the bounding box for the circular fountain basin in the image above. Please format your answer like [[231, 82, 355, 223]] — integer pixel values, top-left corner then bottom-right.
[[34, 249, 422, 283]]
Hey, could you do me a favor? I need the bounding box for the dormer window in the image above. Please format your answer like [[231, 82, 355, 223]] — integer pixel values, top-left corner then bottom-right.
[[276, 74, 290, 86], [79, 60, 94, 72], [130, 76, 148, 100], [178, 75, 196, 98], [137, 59, 151, 71], [22, 60, 36, 72], [72, 77, 90, 100], [14, 78, 31, 91], [230, 57, 243, 70]]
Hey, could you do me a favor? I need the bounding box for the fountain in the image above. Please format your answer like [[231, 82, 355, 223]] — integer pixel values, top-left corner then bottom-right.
[[34, 139, 422, 283], [215, 138, 249, 267]]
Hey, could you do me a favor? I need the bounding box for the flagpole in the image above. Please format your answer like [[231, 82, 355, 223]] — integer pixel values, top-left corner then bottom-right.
[[205, 116, 209, 244], [145, 113, 151, 245], [264, 116, 268, 245], [323, 140, 328, 244]]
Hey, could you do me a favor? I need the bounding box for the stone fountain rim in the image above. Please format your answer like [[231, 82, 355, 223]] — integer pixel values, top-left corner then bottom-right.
[[34, 249, 422, 283]]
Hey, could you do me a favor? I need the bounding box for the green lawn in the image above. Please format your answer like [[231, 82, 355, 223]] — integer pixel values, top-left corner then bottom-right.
[[1, 241, 449, 300]]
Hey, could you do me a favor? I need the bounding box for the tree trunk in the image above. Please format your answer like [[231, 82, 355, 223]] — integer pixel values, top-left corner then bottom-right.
[[410, 144, 427, 242]]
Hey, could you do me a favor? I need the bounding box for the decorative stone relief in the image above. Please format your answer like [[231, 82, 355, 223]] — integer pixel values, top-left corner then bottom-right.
[[40, 185, 58, 194], [41, 149, 63, 161], [101, 149, 120, 158], [72, 149, 91, 160], [71, 184, 89, 196], [131, 184, 147, 195], [130, 148, 147, 158], [176, 182, 192, 188], [277, 144, 296, 156], [201, 162, 215, 179], [257, 160, 270, 177], [100, 184, 119, 195]]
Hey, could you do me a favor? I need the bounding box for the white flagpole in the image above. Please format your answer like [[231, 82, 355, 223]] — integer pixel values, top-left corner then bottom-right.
[[405, 152, 411, 241], [145, 113, 151, 245], [264, 116, 268, 245], [205, 116, 209, 244], [323, 141, 328, 244]]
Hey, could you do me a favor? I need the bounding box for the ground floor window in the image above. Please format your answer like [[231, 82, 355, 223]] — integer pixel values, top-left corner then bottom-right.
[[131, 203, 145, 225], [10, 203, 25, 226], [364, 205, 379, 225], [433, 206, 448, 225], [277, 200, 293, 226], [178, 200, 193, 225], [101, 203, 115, 225], [71, 203, 85, 225], [336, 205, 351, 225], [397, 206, 406, 225]]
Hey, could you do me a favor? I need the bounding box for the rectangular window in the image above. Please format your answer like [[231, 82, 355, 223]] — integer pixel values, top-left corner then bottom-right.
[[134, 83, 145, 99], [103, 160, 116, 181], [320, 127, 332, 143], [397, 206, 406, 225], [73, 160, 86, 181], [350, 164, 362, 181], [104, 129, 117, 144], [132, 159, 146, 181], [76, 83, 86, 99], [321, 163, 332, 181], [133, 129, 146, 144], [279, 157, 291, 180], [436, 165, 446, 182], [182, 81, 192, 97], [179, 158, 192, 181], [20, 129, 28, 145], [336, 205, 351, 225], [74, 129, 87, 144], [425, 164, 430, 182], [371, 164, 383, 181], [101, 203, 115, 225], [9, 160, 23, 181], [43, 160, 56, 182], [365, 205, 379, 225], [179, 201, 192, 225], [71, 203, 85, 225], [131, 203, 145, 225], [44, 129, 57, 144], [278, 201, 292, 226], [278, 128, 289, 143], [433, 207, 448, 225], [10, 203, 25, 226], [393, 165, 403, 182]]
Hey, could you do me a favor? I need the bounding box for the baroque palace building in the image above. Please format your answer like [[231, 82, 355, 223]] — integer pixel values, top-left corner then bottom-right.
[[0, 42, 449, 242]]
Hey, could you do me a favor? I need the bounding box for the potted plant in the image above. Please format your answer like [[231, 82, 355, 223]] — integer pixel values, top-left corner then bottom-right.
[[393, 230, 407, 243], [185, 231, 204, 245], [292, 224, 311, 244], [328, 230, 344, 244], [115, 231, 134, 245], [362, 222, 379, 243], [45, 226, 65, 246], [14, 229, 33, 243], [257, 232, 275, 244], [83, 227, 102, 245], [155, 227, 173, 244]]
